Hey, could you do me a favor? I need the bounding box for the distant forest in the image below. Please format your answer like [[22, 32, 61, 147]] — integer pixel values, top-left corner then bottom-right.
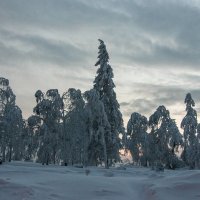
[[0, 39, 199, 169]]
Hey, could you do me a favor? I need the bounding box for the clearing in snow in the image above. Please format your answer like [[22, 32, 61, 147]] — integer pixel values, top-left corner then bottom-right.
[[0, 161, 200, 200]]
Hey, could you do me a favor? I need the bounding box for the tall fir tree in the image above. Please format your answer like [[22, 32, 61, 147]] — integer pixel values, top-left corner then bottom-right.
[[149, 106, 183, 169], [127, 112, 148, 166], [25, 115, 41, 161], [181, 93, 198, 169], [0, 77, 24, 162], [34, 89, 63, 165], [93, 39, 125, 165], [196, 124, 200, 168], [84, 89, 110, 168], [62, 88, 85, 165]]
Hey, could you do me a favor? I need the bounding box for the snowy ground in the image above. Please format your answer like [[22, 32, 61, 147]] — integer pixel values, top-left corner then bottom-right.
[[0, 162, 200, 200]]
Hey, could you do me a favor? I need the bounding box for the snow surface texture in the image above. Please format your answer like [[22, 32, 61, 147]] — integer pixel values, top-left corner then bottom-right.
[[0, 162, 200, 200]]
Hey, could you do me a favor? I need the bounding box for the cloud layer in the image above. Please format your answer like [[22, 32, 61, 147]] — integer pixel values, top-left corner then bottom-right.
[[1, 0, 200, 127]]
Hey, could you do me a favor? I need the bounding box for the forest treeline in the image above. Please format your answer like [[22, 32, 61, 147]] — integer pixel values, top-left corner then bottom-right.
[[0, 40, 199, 169]]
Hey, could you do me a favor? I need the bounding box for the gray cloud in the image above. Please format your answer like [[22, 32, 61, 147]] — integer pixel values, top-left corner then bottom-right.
[[110, 0, 200, 68], [0, 29, 90, 67], [0, 0, 200, 125], [1, 0, 200, 68], [120, 82, 200, 125], [121, 98, 157, 118]]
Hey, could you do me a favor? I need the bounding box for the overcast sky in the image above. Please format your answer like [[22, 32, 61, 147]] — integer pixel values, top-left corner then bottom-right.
[[1, 0, 200, 126]]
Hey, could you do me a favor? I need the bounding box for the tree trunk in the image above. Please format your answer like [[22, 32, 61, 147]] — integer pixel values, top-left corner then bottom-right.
[[101, 132, 108, 169], [53, 149, 56, 164]]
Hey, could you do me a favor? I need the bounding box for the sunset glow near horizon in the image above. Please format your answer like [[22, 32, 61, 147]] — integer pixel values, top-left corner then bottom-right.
[[1, 0, 200, 129]]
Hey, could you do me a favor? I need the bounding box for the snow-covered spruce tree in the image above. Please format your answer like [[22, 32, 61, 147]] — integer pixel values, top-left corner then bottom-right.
[[83, 89, 110, 168], [146, 128, 157, 167], [25, 115, 41, 161], [5, 105, 24, 161], [149, 106, 183, 169], [62, 88, 85, 166], [0, 77, 14, 162], [0, 78, 10, 162], [127, 112, 148, 166], [94, 39, 125, 165], [181, 93, 198, 169], [34, 89, 63, 165], [167, 119, 184, 168], [196, 124, 200, 168], [0, 77, 24, 162]]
